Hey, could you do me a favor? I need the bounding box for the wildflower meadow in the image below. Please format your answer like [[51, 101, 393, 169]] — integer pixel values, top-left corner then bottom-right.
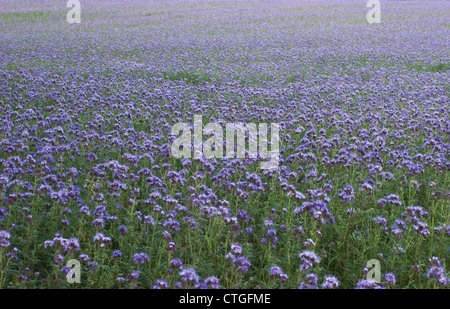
[[0, 0, 449, 290]]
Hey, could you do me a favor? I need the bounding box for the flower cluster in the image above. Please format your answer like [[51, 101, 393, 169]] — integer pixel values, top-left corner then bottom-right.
[[0, 0, 448, 289]]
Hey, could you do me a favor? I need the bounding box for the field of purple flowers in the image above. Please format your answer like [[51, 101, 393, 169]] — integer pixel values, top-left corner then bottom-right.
[[0, 0, 449, 289]]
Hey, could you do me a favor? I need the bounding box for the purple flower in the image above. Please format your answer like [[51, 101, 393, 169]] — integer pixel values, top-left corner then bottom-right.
[[385, 272, 396, 285], [118, 225, 128, 236], [232, 256, 251, 274], [322, 276, 340, 289], [144, 215, 155, 226], [269, 265, 288, 282], [153, 279, 169, 289], [230, 243, 243, 255], [0, 231, 11, 248], [170, 258, 183, 269], [304, 239, 315, 248], [61, 266, 71, 275], [112, 250, 122, 258], [373, 216, 387, 226], [54, 254, 64, 265], [0, 208, 8, 221], [6, 247, 19, 260], [179, 267, 199, 284], [270, 265, 283, 277], [204, 276, 220, 289], [133, 252, 149, 264], [355, 279, 385, 289], [426, 257, 448, 285], [44, 240, 54, 249], [266, 229, 277, 238], [299, 251, 320, 272], [128, 270, 141, 282], [79, 254, 89, 262], [306, 273, 318, 285], [93, 233, 112, 247]]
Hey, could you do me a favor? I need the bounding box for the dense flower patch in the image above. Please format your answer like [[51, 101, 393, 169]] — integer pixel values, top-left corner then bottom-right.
[[0, 0, 448, 288]]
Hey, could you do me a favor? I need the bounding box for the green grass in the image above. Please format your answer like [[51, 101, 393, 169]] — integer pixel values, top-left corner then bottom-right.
[[0, 10, 65, 22], [409, 63, 450, 73]]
